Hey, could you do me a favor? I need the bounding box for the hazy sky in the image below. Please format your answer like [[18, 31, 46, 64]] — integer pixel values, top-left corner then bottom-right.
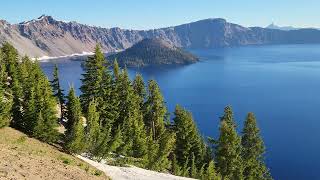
[[1, 0, 319, 29]]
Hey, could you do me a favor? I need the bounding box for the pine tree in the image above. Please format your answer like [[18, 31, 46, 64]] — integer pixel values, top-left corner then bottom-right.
[[241, 113, 272, 180], [190, 153, 198, 178], [0, 80, 12, 128], [10, 77, 24, 130], [85, 99, 100, 152], [150, 130, 176, 171], [116, 69, 147, 159], [107, 125, 123, 153], [198, 164, 206, 180], [113, 59, 120, 80], [205, 160, 219, 180], [80, 44, 107, 112], [181, 157, 190, 177], [1, 42, 19, 81], [50, 64, 65, 120], [23, 87, 37, 134], [173, 105, 206, 167], [171, 154, 182, 176], [65, 87, 85, 153], [33, 76, 59, 142], [133, 73, 146, 108], [215, 108, 243, 180], [221, 106, 236, 127], [144, 80, 167, 140]]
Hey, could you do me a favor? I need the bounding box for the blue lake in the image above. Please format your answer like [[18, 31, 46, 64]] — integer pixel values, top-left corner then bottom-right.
[[41, 44, 320, 180]]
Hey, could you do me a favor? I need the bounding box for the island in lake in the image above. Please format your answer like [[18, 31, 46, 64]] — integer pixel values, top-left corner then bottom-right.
[[107, 38, 199, 67]]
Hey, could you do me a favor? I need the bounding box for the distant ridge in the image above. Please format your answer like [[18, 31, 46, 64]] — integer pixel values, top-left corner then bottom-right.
[[107, 38, 199, 67], [1, 15, 320, 58], [266, 23, 299, 31]]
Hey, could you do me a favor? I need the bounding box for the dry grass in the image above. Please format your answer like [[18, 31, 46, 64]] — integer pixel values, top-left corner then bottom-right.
[[0, 127, 109, 180]]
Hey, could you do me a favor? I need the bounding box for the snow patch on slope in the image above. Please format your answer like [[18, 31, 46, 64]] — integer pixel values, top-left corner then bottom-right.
[[77, 155, 195, 180], [32, 51, 94, 61]]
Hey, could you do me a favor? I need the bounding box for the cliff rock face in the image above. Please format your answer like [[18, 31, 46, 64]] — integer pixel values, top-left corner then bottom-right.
[[1, 15, 320, 57]]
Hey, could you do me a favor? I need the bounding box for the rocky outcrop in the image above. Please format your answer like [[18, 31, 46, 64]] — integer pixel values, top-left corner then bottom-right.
[[1, 15, 320, 58]]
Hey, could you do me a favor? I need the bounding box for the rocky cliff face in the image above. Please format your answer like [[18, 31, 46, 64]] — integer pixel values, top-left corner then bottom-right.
[[1, 15, 320, 58]]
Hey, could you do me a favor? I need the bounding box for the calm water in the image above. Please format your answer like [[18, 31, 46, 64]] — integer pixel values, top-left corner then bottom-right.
[[41, 44, 320, 180]]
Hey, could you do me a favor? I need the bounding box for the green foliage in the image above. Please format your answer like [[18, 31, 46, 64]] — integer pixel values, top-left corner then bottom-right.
[[50, 64, 65, 120], [107, 38, 198, 67], [144, 80, 167, 140], [181, 157, 190, 177], [171, 154, 182, 176], [133, 73, 146, 108], [190, 153, 198, 178], [80, 44, 107, 112], [205, 160, 219, 180], [216, 106, 243, 180], [241, 113, 272, 180], [85, 99, 100, 152], [65, 87, 85, 153], [173, 105, 206, 168], [0, 79, 12, 128]]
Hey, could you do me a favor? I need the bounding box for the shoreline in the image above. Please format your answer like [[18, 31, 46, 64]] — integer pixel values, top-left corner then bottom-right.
[[31, 51, 94, 61]]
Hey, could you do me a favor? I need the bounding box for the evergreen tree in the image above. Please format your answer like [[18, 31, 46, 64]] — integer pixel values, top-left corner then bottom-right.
[[65, 87, 85, 153], [0, 80, 12, 128], [85, 99, 100, 152], [80, 44, 107, 112], [171, 154, 182, 176], [33, 76, 59, 142], [1, 42, 19, 81], [156, 130, 176, 170], [133, 74, 146, 108], [50, 64, 65, 120], [190, 153, 198, 178], [198, 164, 206, 180], [144, 80, 167, 140], [221, 106, 236, 127], [107, 125, 123, 154], [173, 105, 206, 167], [215, 111, 243, 180], [116, 69, 147, 159], [10, 77, 24, 130], [23, 87, 37, 134], [113, 59, 120, 80], [205, 160, 220, 180], [181, 157, 190, 177], [241, 113, 272, 180]]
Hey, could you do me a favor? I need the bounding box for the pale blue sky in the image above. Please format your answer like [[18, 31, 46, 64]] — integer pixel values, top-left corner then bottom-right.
[[1, 0, 319, 29]]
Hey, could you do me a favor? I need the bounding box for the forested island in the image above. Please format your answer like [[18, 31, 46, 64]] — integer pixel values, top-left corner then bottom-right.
[[0, 42, 272, 180], [107, 38, 199, 67]]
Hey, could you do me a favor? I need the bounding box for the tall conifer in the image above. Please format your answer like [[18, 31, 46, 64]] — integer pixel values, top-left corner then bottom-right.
[[50, 64, 65, 120], [215, 107, 243, 180], [241, 113, 272, 180], [65, 87, 85, 153]]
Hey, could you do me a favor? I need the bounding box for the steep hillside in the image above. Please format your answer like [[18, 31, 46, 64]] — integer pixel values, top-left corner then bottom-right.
[[0, 127, 108, 180], [108, 38, 198, 67], [1, 15, 320, 58]]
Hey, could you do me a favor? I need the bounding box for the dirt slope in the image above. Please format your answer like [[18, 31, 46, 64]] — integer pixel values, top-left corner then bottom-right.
[[0, 127, 109, 180]]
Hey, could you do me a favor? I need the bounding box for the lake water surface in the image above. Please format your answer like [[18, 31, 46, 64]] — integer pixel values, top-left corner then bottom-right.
[[41, 44, 320, 180]]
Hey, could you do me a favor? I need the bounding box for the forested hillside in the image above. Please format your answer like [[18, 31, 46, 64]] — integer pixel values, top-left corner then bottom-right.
[[107, 38, 198, 67], [0, 42, 272, 180]]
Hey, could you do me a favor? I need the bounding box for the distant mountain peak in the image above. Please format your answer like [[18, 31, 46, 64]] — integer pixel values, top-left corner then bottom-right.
[[19, 15, 55, 25], [266, 23, 298, 31]]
